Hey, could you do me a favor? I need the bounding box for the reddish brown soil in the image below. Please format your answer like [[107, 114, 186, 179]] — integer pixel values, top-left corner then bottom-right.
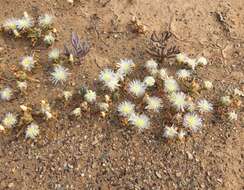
[[0, 0, 243, 189]]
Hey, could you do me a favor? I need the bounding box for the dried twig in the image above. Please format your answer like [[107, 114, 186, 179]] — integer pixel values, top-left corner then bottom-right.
[[147, 31, 180, 62]]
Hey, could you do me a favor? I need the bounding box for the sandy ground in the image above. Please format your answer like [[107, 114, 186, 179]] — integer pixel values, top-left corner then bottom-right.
[[0, 0, 243, 189]]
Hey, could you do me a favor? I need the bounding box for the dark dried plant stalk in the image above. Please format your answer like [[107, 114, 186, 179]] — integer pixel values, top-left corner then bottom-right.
[[147, 31, 180, 62], [64, 32, 90, 64]]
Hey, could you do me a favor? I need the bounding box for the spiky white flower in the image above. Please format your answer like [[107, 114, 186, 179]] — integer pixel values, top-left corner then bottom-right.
[[186, 58, 198, 70], [38, 14, 53, 28], [3, 19, 19, 36], [128, 80, 146, 97], [178, 130, 187, 139], [3, 18, 18, 31], [48, 49, 60, 61], [163, 126, 178, 139], [143, 76, 155, 87], [164, 78, 179, 93], [84, 90, 96, 103], [183, 113, 202, 132], [20, 56, 35, 71], [145, 96, 162, 112], [0, 87, 12, 101], [197, 56, 208, 66], [203, 80, 213, 90], [158, 68, 168, 80], [16, 17, 33, 30], [117, 59, 135, 76], [118, 101, 135, 117], [145, 59, 158, 75], [129, 113, 150, 130], [17, 81, 27, 91], [26, 123, 40, 139], [176, 53, 188, 64], [105, 76, 120, 92], [169, 92, 187, 111], [220, 96, 232, 106], [51, 65, 69, 85], [197, 99, 213, 113], [145, 59, 158, 71], [176, 69, 191, 80], [228, 111, 237, 121], [99, 69, 116, 84], [2, 113, 17, 128], [44, 33, 55, 45]]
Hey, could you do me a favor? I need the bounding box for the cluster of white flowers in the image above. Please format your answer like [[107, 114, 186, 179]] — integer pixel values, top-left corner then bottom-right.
[[2, 12, 54, 38], [113, 56, 217, 136], [99, 59, 135, 91], [1, 10, 241, 144], [117, 100, 150, 130], [176, 53, 208, 70], [99, 69, 120, 91]]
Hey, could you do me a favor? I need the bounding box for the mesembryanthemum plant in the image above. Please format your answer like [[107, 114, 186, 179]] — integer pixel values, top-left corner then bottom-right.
[[51, 65, 70, 85], [26, 123, 40, 139], [0, 87, 13, 101], [2, 112, 17, 128]]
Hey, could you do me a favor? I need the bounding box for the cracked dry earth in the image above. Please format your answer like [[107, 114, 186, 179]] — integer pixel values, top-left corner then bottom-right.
[[0, 0, 243, 189]]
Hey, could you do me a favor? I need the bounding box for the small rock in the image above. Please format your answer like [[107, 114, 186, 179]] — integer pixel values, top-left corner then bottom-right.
[[67, 0, 73, 4], [176, 172, 181, 177], [155, 171, 162, 179], [217, 178, 223, 183], [8, 183, 14, 188], [92, 138, 99, 145], [186, 151, 193, 160]]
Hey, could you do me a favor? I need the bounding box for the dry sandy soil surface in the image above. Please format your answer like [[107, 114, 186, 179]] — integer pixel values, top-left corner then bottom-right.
[[0, 0, 243, 189]]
